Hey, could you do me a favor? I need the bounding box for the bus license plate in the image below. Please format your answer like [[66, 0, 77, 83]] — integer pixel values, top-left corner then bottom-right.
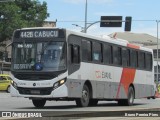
[[30, 90, 40, 95]]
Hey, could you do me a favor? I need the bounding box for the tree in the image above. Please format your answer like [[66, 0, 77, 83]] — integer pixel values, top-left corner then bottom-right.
[[0, 0, 49, 42]]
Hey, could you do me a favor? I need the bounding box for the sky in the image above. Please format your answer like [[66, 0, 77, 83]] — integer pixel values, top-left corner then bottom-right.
[[39, 0, 160, 37]]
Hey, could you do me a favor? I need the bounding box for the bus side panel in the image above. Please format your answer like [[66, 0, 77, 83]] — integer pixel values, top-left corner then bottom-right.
[[134, 84, 154, 98], [66, 78, 85, 98], [67, 61, 154, 100], [68, 62, 128, 99], [134, 70, 154, 98], [116, 84, 127, 99]]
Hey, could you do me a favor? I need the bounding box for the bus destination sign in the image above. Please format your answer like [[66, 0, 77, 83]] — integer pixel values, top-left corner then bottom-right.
[[19, 30, 61, 38]]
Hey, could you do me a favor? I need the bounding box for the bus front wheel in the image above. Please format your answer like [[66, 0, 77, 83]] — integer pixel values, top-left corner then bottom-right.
[[32, 99, 46, 108], [76, 84, 90, 107]]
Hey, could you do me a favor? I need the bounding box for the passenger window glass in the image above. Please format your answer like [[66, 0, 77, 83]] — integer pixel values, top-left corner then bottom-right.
[[82, 40, 91, 62], [122, 48, 130, 67], [130, 50, 138, 68], [0, 77, 6, 80], [103, 44, 112, 64], [6, 77, 12, 80], [71, 44, 80, 64], [138, 52, 145, 69], [113, 46, 122, 66], [92, 42, 102, 62], [145, 53, 152, 71]]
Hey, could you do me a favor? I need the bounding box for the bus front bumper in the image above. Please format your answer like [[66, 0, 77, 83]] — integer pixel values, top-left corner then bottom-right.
[[10, 84, 68, 98]]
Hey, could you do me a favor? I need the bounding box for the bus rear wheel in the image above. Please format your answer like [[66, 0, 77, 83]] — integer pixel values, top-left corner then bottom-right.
[[118, 86, 134, 106], [76, 84, 90, 107], [127, 86, 134, 106], [32, 99, 46, 108]]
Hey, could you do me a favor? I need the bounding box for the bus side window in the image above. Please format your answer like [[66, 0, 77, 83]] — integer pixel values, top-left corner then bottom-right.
[[122, 48, 130, 67], [130, 50, 138, 68], [113, 46, 122, 66], [138, 51, 145, 69], [92, 42, 102, 63], [103, 44, 113, 64], [145, 53, 152, 71], [70, 44, 80, 64], [82, 39, 92, 62]]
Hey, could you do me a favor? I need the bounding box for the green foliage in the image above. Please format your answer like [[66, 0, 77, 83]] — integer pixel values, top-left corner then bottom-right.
[[0, 0, 49, 42]]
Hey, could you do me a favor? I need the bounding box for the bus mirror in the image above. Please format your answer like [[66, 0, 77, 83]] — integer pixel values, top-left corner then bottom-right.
[[71, 45, 80, 64]]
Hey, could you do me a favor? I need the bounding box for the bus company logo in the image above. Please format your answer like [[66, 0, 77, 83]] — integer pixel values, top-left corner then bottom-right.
[[95, 71, 112, 79], [95, 71, 101, 78], [33, 83, 36, 86]]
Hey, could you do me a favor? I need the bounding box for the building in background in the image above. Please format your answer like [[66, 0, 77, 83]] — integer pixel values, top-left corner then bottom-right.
[[43, 20, 56, 27], [108, 32, 157, 46]]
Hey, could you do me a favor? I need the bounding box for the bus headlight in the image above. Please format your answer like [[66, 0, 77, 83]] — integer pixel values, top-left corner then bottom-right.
[[53, 79, 66, 90], [11, 81, 18, 89]]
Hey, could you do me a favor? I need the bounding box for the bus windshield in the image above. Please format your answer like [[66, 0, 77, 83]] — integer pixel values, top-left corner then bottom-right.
[[12, 41, 66, 72]]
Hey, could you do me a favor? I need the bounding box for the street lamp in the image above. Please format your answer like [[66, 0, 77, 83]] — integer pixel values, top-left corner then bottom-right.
[[72, 24, 84, 32], [84, 0, 87, 33], [156, 20, 160, 83]]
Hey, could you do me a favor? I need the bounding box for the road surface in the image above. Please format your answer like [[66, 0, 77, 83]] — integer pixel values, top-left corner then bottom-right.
[[0, 92, 160, 120]]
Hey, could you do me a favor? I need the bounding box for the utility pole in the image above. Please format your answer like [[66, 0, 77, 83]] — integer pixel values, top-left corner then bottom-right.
[[156, 20, 160, 82], [84, 0, 87, 33]]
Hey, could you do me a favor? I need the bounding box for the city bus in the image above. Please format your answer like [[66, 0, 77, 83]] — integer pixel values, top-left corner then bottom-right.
[[10, 27, 155, 108]]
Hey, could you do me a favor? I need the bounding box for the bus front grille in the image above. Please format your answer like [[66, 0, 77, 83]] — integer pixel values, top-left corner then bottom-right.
[[17, 87, 53, 95]]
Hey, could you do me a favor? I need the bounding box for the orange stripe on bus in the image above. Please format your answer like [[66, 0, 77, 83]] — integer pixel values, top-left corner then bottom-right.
[[116, 68, 136, 98], [127, 43, 140, 49]]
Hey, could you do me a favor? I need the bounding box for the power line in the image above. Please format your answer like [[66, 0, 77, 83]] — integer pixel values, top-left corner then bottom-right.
[[56, 19, 158, 23], [133, 20, 156, 22]]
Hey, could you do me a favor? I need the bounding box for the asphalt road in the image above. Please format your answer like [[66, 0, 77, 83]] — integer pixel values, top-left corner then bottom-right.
[[0, 92, 160, 120]]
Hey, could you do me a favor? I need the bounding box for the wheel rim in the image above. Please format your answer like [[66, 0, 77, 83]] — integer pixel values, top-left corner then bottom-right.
[[129, 89, 134, 104], [82, 89, 89, 103]]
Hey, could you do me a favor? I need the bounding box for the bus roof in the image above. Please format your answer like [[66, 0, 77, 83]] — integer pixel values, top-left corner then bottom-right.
[[14, 27, 153, 53], [65, 29, 153, 53]]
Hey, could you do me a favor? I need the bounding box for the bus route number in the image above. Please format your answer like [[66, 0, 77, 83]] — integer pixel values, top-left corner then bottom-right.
[[20, 31, 59, 38], [21, 31, 33, 38]]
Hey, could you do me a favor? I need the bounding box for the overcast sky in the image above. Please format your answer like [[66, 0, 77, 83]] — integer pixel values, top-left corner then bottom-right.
[[40, 0, 160, 37]]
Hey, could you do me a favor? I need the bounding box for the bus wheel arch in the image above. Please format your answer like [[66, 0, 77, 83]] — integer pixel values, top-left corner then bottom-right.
[[118, 84, 135, 106], [85, 80, 98, 106], [75, 80, 92, 107], [126, 84, 135, 106], [85, 80, 93, 98], [129, 84, 135, 99], [84, 80, 98, 106]]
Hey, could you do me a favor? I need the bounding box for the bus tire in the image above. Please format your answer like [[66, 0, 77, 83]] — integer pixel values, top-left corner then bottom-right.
[[118, 86, 134, 106], [89, 99, 98, 106], [125, 86, 134, 106], [32, 99, 46, 108], [76, 84, 90, 107]]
